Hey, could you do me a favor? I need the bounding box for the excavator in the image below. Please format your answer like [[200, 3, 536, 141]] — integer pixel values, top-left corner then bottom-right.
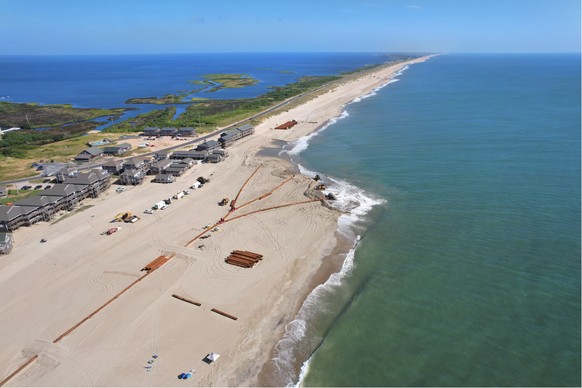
[[113, 212, 140, 223]]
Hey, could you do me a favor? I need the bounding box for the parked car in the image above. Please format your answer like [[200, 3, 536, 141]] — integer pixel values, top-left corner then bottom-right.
[[34, 185, 43, 190], [21, 185, 31, 190], [44, 185, 52, 190], [116, 187, 127, 193]]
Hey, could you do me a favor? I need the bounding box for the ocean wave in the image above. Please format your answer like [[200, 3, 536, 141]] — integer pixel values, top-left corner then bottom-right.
[[273, 62, 409, 386], [298, 163, 385, 234], [274, 248, 358, 387], [282, 110, 349, 156]]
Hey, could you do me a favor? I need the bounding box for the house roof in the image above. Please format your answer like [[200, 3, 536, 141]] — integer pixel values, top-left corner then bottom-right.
[[65, 172, 100, 185], [120, 169, 144, 177], [237, 124, 253, 131], [15, 195, 58, 207], [123, 158, 145, 167], [196, 140, 220, 150], [0, 205, 25, 221], [178, 127, 196, 133], [154, 160, 173, 168], [81, 147, 104, 156], [102, 160, 124, 168], [103, 143, 131, 152], [43, 184, 78, 197]]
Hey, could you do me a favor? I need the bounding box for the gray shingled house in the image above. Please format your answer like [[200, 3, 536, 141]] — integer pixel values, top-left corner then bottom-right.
[[119, 169, 145, 185], [103, 143, 132, 156], [153, 174, 176, 184], [14, 195, 58, 223], [149, 159, 174, 175], [102, 160, 125, 175], [43, 183, 81, 211], [195, 140, 221, 152], [65, 170, 111, 198], [178, 127, 196, 137], [0, 206, 26, 232], [74, 147, 103, 162]]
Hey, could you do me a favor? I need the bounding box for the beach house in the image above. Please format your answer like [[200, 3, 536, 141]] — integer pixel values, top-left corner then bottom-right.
[[102, 160, 125, 175], [102, 143, 132, 156], [74, 147, 104, 162]]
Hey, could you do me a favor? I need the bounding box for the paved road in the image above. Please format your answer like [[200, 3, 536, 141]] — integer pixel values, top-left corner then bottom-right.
[[0, 83, 324, 186]]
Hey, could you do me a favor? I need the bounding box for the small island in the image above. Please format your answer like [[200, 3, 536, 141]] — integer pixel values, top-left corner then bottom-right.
[[190, 73, 260, 92]]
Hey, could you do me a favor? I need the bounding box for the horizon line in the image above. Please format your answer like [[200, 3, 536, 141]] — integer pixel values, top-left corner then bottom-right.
[[0, 51, 580, 57]]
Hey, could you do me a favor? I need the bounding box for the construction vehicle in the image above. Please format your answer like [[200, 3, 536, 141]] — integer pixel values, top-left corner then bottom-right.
[[113, 212, 140, 223], [219, 197, 229, 206], [173, 191, 184, 200], [127, 215, 140, 223], [114, 212, 132, 222]]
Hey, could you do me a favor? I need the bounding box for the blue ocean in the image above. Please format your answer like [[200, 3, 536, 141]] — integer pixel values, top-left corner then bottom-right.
[[1, 53, 579, 386], [272, 54, 581, 387]]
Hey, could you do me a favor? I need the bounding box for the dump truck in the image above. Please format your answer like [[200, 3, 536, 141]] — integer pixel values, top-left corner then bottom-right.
[[219, 198, 229, 206]]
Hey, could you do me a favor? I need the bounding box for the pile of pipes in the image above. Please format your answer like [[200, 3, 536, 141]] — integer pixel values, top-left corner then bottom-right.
[[225, 250, 263, 268]]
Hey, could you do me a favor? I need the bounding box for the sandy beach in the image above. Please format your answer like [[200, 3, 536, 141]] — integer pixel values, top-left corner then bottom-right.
[[0, 56, 429, 387]]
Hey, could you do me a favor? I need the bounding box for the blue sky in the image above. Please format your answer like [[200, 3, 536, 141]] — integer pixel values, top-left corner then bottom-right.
[[0, 0, 580, 54]]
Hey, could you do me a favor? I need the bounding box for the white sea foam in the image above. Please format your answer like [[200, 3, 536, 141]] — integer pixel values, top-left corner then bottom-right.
[[295, 355, 313, 388], [273, 62, 410, 386], [275, 248, 358, 387], [282, 110, 349, 156]]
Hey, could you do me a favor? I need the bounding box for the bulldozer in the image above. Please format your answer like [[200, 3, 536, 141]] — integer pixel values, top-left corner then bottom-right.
[[219, 198, 229, 206]]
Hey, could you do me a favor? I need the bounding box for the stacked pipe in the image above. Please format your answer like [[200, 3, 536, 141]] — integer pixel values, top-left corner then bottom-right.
[[225, 250, 263, 268]]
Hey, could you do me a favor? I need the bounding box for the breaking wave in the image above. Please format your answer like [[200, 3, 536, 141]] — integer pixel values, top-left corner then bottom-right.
[[273, 62, 409, 387]]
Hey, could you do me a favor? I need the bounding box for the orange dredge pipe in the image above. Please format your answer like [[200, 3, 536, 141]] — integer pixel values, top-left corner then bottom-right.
[[225, 176, 293, 218], [230, 165, 261, 210], [226, 199, 322, 222], [0, 355, 38, 387], [52, 254, 174, 344]]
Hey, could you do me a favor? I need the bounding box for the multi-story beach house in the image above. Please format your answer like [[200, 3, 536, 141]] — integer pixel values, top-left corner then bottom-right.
[[102, 160, 125, 175], [0, 170, 110, 233]]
